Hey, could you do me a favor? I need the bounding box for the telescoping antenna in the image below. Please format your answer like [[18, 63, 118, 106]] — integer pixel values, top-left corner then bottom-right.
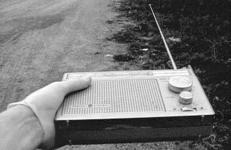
[[149, 4, 177, 70]]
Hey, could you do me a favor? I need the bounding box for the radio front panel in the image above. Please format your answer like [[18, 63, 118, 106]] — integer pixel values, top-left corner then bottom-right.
[[56, 68, 214, 121]]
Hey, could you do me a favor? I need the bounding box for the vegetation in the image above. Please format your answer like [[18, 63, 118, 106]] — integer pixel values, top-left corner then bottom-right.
[[108, 0, 231, 149]]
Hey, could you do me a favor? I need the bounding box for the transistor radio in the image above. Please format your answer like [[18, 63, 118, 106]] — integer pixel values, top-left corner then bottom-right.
[[55, 67, 214, 145], [54, 5, 215, 146]]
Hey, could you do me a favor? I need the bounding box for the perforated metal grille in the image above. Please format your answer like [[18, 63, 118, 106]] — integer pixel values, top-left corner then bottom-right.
[[60, 78, 165, 117]]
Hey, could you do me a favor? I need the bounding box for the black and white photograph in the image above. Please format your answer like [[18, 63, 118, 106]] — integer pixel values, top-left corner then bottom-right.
[[0, 0, 230, 150]]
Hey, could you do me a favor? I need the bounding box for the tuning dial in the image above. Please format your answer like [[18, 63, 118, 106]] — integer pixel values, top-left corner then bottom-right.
[[168, 76, 192, 93], [179, 91, 193, 105]]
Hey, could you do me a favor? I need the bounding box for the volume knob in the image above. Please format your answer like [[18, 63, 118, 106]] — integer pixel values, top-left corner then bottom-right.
[[179, 91, 193, 105], [168, 76, 192, 93]]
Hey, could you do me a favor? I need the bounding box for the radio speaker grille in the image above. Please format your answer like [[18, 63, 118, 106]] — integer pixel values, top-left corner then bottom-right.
[[61, 78, 165, 116]]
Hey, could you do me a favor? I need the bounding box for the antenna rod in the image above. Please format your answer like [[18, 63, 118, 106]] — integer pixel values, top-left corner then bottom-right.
[[149, 4, 177, 70]]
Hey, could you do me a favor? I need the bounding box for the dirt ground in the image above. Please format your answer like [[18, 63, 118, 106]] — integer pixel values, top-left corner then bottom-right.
[[0, 0, 204, 149], [0, 0, 123, 110]]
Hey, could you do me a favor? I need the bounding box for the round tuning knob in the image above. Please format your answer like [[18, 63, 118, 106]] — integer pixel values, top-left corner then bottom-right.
[[168, 76, 192, 93]]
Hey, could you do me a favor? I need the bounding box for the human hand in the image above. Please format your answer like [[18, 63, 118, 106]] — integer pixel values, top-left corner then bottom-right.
[[8, 77, 91, 149]]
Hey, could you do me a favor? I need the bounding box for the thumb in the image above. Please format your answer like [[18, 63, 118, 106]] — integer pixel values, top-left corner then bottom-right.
[[61, 76, 92, 94]]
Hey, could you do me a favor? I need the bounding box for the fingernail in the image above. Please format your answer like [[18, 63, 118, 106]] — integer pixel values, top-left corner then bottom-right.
[[81, 76, 92, 83]]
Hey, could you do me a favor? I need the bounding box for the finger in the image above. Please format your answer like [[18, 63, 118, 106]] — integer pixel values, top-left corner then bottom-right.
[[61, 76, 91, 94]]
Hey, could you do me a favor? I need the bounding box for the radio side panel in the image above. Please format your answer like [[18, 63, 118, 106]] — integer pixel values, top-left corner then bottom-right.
[[55, 115, 213, 146]]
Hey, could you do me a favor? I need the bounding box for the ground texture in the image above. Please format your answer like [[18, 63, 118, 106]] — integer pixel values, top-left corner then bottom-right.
[[0, 0, 123, 110]]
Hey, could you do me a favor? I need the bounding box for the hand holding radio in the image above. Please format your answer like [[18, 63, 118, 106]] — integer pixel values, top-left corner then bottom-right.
[[7, 77, 91, 149]]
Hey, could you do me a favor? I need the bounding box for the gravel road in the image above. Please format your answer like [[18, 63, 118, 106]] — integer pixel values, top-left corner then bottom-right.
[[0, 0, 201, 149], [0, 0, 124, 110]]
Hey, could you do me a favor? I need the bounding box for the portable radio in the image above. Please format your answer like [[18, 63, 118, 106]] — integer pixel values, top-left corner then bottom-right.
[[55, 4, 215, 146]]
